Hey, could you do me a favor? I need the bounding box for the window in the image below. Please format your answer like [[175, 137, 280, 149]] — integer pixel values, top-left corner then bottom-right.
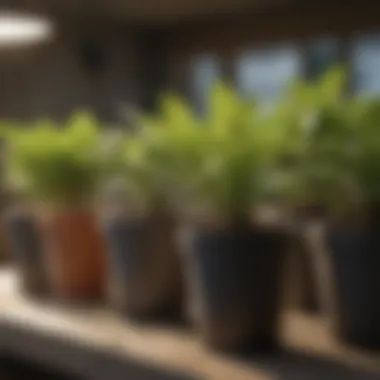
[[235, 44, 302, 106], [188, 54, 221, 114], [352, 34, 380, 96], [306, 38, 340, 79]]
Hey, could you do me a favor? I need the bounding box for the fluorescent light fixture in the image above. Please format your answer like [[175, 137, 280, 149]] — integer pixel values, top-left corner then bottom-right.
[[0, 13, 53, 46]]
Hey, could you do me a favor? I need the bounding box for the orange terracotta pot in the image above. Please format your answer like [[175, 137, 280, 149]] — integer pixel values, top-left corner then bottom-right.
[[39, 209, 106, 301]]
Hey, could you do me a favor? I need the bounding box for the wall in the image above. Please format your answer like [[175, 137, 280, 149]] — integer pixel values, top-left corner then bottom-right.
[[0, 21, 143, 123]]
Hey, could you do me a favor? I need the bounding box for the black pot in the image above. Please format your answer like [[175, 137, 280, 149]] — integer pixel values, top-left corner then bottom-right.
[[3, 212, 47, 296], [326, 225, 380, 349], [180, 224, 287, 352], [102, 214, 183, 320]]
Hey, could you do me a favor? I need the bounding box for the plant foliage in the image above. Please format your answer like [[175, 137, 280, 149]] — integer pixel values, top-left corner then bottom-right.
[[2, 112, 104, 208], [136, 82, 292, 223]]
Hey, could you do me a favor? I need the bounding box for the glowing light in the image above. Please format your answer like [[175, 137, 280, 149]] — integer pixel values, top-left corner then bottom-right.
[[0, 13, 53, 46]]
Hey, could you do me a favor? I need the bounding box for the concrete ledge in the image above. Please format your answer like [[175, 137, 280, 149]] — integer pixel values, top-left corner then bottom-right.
[[0, 269, 380, 380]]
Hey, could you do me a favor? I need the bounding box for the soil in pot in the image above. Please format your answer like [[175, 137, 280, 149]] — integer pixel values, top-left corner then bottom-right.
[[3, 210, 48, 297], [326, 224, 380, 349], [180, 222, 288, 352], [39, 210, 106, 302], [102, 212, 183, 321]]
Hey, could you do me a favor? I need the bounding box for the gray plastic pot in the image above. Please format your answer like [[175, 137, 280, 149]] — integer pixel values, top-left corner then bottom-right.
[[101, 213, 183, 320], [3, 211, 47, 296], [180, 223, 288, 352]]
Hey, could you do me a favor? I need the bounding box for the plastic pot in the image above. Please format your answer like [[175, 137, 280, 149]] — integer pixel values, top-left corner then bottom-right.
[[101, 213, 183, 319], [180, 224, 287, 352], [326, 225, 380, 349], [39, 209, 106, 301], [3, 211, 47, 296]]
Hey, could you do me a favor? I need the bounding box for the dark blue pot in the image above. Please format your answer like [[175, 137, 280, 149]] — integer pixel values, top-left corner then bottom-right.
[[101, 215, 183, 319], [181, 225, 287, 352], [4, 212, 47, 296], [326, 225, 380, 349]]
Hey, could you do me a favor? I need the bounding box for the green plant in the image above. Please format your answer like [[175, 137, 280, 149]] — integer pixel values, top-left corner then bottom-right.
[[138, 82, 291, 224], [98, 121, 178, 215], [348, 99, 380, 205], [270, 67, 358, 211], [274, 66, 380, 220], [301, 96, 380, 221], [114, 133, 168, 214], [2, 112, 105, 208]]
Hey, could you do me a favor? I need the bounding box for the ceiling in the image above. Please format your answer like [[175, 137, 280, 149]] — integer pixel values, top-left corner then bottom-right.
[[0, 0, 292, 25]]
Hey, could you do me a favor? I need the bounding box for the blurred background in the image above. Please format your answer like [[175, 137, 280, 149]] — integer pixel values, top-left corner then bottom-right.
[[0, 1, 380, 379], [0, 1, 378, 121]]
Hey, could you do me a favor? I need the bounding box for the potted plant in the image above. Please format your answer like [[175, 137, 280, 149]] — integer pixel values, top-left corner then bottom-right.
[[317, 98, 380, 349], [271, 67, 349, 314], [0, 123, 47, 296], [285, 69, 380, 348], [2, 114, 106, 301], [99, 129, 183, 320], [148, 83, 290, 351], [2, 203, 47, 297]]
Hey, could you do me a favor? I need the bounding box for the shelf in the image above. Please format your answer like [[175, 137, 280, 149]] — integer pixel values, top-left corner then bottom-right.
[[0, 268, 380, 380]]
